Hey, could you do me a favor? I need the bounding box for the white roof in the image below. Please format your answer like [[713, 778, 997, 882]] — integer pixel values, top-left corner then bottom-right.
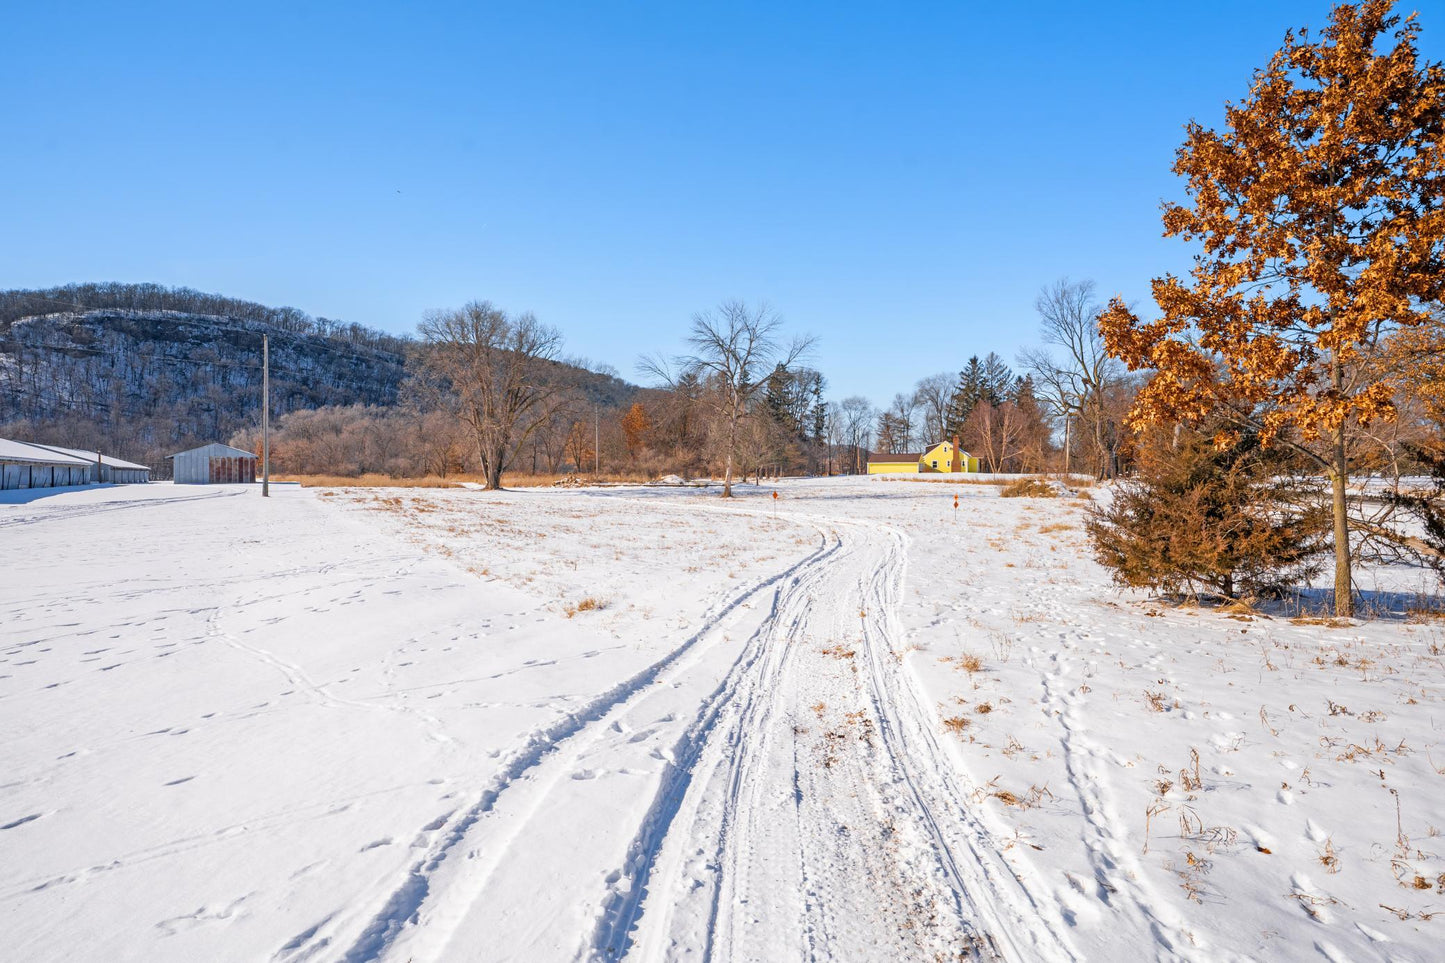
[[0, 438, 92, 467], [167, 442, 257, 460], [26, 444, 150, 472]]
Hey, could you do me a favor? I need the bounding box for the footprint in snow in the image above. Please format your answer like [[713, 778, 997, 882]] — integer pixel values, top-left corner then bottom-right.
[[1241, 823, 1277, 853], [1354, 922, 1389, 942]]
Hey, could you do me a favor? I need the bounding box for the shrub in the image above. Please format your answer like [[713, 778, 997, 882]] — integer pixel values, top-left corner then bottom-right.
[[1086, 427, 1328, 601], [1386, 443, 1445, 585], [1000, 478, 1057, 498]]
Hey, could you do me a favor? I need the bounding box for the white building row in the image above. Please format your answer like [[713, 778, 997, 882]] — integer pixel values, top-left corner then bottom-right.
[[0, 439, 152, 490]]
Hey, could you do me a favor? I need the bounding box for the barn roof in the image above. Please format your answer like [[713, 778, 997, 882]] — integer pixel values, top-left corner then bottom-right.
[[26, 444, 150, 472], [167, 443, 258, 460], [0, 438, 92, 467], [867, 452, 924, 462]]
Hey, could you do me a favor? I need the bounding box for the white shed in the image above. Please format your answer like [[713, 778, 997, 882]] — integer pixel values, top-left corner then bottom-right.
[[26, 444, 152, 484], [169, 443, 258, 484], [0, 438, 94, 490]]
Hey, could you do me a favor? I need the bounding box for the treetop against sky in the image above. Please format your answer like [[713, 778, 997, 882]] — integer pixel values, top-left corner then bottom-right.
[[3, 0, 1443, 403]]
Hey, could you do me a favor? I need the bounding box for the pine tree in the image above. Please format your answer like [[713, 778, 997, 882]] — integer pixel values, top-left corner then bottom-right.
[[1086, 426, 1329, 600], [811, 380, 827, 443], [763, 363, 794, 433], [1385, 444, 1445, 584], [945, 357, 984, 439], [980, 352, 1013, 406]]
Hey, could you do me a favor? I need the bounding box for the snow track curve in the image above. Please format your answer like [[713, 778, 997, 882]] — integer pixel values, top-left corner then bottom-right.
[[319, 501, 1075, 963]]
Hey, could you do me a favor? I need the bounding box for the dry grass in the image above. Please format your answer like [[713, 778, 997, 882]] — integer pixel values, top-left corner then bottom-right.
[[563, 596, 606, 618], [1179, 747, 1203, 792], [279, 471, 657, 489], [877, 476, 1013, 486], [1000, 478, 1058, 498], [942, 715, 971, 735], [280, 473, 464, 488], [504, 471, 655, 488]]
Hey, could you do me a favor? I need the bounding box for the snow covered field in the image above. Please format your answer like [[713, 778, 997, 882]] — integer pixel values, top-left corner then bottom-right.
[[2, 478, 1443, 962]]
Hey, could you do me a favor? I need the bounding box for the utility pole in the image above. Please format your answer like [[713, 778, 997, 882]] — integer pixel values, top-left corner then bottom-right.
[[1063, 410, 1071, 475], [594, 408, 600, 475], [262, 334, 270, 497]]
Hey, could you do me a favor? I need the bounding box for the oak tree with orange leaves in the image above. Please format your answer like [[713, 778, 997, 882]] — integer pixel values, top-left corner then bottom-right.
[[620, 401, 652, 461], [1099, 0, 1445, 617]]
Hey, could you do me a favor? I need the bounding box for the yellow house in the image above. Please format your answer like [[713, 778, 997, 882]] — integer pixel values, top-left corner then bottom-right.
[[920, 440, 979, 473], [866, 440, 979, 474]]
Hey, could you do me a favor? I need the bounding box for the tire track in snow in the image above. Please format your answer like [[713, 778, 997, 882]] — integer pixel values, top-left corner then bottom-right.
[[852, 521, 1079, 962], [634, 518, 986, 961], [0, 488, 244, 529], [616, 512, 1081, 962], [307, 527, 837, 963], [586, 521, 843, 961]]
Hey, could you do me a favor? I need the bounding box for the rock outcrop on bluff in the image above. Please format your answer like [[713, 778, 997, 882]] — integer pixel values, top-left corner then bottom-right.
[[0, 284, 408, 469]]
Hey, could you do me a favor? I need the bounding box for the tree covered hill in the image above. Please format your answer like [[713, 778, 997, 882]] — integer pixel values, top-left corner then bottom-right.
[[0, 283, 636, 473]]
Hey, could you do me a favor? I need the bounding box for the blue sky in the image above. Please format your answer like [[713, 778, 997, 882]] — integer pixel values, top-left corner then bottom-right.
[[4, 1, 1442, 406]]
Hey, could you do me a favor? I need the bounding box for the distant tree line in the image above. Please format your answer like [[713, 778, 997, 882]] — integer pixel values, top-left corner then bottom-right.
[[0, 282, 410, 354], [850, 277, 1131, 477]]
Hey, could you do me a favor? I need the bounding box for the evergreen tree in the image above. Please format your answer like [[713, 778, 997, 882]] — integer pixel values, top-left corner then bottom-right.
[[980, 352, 1013, 406], [1386, 444, 1445, 584], [811, 379, 826, 444], [1086, 426, 1328, 600], [763, 363, 794, 433], [944, 357, 984, 438]]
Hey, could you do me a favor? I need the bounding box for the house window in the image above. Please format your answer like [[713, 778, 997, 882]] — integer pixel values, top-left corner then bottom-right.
[[931, 460, 938, 468]]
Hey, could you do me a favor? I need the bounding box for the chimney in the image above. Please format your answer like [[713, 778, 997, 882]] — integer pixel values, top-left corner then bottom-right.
[[951, 435, 962, 473]]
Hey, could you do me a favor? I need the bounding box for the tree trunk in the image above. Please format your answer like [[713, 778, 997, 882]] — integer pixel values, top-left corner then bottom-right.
[[1330, 428, 1353, 618], [484, 440, 506, 491], [1092, 400, 1107, 480], [723, 413, 736, 497]]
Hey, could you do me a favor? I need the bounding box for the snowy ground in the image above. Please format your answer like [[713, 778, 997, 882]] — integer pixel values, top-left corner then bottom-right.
[[2, 478, 1443, 962]]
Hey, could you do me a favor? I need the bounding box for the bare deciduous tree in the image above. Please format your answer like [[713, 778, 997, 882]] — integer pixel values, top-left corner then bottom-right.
[[839, 395, 876, 473], [643, 300, 812, 497], [418, 300, 569, 490], [912, 372, 952, 446], [1019, 278, 1122, 476], [887, 392, 918, 451], [965, 401, 1028, 473]]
